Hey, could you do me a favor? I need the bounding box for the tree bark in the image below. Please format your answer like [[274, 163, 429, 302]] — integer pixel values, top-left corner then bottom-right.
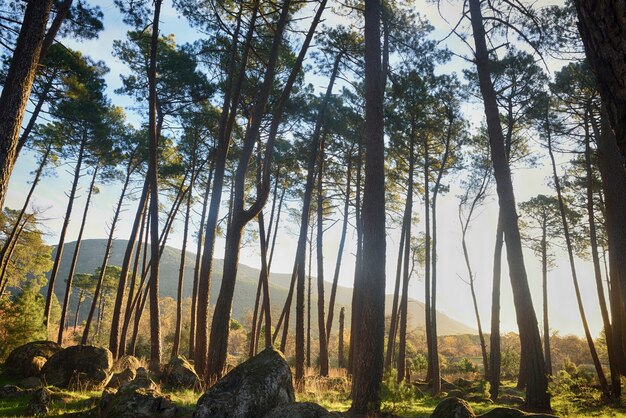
[[0, 0, 53, 207], [468, 0, 549, 409], [547, 115, 609, 396], [316, 138, 329, 377], [397, 134, 414, 383], [44, 136, 85, 327], [350, 0, 386, 411], [57, 166, 98, 344], [541, 223, 552, 375], [339, 306, 345, 368]]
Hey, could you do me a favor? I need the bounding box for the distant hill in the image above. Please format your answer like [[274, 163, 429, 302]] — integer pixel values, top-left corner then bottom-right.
[[44, 239, 475, 336]]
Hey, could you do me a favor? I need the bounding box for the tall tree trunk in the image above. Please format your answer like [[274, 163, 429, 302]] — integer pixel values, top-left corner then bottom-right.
[[146, 0, 163, 373], [307, 233, 312, 371], [172, 178, 194, 358], [594, 106, 626, 377], [468, 0, 550, 409], [541, 225, 552, 376], [385, 215, 406, 371], [327, 154, 352, 342], [348, 138, 363, 375], [44, 137, 85, 327], [460, 208, 489, 379], [547, 121, 609, 396], [193, 2, 251, 379], [87, 161, 136, 347], [0, 214, 33, 296], [586, 114, 621, 396], [316, 140, 329, 377], [424, 138, 434, 385], [189, 160, 214, 359], [350, 0, 385, 411], [57, 166, 98, 344], [0, 0, 53, 207], [397, 135, 414, 383], [489, 213, 504, 399]]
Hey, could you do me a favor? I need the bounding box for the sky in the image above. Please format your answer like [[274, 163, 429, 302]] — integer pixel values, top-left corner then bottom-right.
[[4, 0, 607, 338]]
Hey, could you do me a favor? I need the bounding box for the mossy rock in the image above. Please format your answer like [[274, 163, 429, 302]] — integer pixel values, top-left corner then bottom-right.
[[431, 397, 476, 418], [4, 341, 61, 378], [478, 407, 559, 418], [264, 402, 341, 418], [41, 345, 112, 390], [195, 347, 294, 418]]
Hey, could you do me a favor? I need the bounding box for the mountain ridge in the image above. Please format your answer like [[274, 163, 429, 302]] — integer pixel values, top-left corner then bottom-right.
[[44, 238, 475, 336]]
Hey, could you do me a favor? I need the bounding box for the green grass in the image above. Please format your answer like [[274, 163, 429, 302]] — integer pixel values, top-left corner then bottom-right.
[[2, 375, 626, 417]]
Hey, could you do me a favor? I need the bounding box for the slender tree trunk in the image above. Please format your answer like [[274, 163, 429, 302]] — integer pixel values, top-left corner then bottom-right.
[[397, 136, 414, 383], [585, 116, 621, 396], [172, 178, 194, 358], [146, 0, 163, 373], [57, 166, 98, 344], [468, 0, 550, 408], [189, 161, 214, 359], [461, 211, 489, 379], [73, 290, 84, 331], [327, 155, 352, 342], [594, 105, 626, 377], [489, 214, 504, 399], [86, 163, 136, 347], [348, 138, 363, 375], [424, 139, 434, 385], [0, 0, 53, 207], [339, 306, 345, 368], [386, 216, 406, 371], [350, 0, 386, 411], [44, 137, 85, 327], [541, 226, 552, 376], [307, 233, 312, 371], [547, 122, 609, 396], [0, 214, 32, 295], [316, 140, 329, 377]]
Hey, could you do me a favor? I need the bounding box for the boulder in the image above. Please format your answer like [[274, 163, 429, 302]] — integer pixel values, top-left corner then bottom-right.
[[98, 373, 177, 418], [431, 397, 476, 418], [41, 345, 112, 390], [0, 385, 23, 397], [4, 341, 61, 378], [106, 368, 136, 390], [448, 389, 466, 399], [454, 378, 474, 388], [441, 378, 461, 392], [25, 387, 52, 417], [113, 355, 142, 373], [19, 377, 43, 389], [263, 402, 341, 418], [195, 347, 295, 418], [164, 355, 200, 390], [478, 407, 558, 418]]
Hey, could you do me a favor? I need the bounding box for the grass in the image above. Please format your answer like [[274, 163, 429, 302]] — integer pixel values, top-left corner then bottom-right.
[[2, 370, 626, 417]]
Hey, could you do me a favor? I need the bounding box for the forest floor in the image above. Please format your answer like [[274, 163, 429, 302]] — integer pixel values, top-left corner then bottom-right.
[[1, 373, 626, 417]]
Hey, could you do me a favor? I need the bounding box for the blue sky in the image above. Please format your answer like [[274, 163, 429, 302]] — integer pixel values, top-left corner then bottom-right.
[[4, 0, 606, 338]]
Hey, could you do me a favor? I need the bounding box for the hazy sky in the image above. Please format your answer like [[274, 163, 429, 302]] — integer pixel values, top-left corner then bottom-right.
[[5, 0, 606, 338]]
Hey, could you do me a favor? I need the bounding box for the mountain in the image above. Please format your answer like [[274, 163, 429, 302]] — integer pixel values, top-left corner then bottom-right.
[[45, 239, 475, 336]]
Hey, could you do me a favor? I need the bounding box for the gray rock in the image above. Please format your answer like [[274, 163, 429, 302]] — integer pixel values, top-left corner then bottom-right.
[[4, 341, 61, 378], [25, 387, 52, 416], [19, 377, 43, 389], [194, 347, 295, 418], [263, 402, 340, 418], [164, 355, 200, 390], [41, 345, 113, 390], [448, 389, 466, 399], [106, 368, 136, 389], [98, 375, 177, 418], [431, 397, 476, 418], [113, 356, 142, 373]]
